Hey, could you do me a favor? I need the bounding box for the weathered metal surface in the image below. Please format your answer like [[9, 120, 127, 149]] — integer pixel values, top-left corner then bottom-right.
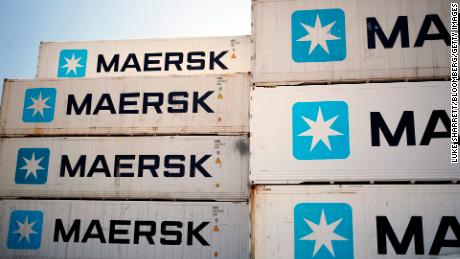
[[0, 136, 249, 200], [37, 36, 250, 78], [252, 0, 450, 85], [252, 184, 460, 258], [250, 81, 458, 183], [0, 74, 249, 136], [0, 200, 250, 258]]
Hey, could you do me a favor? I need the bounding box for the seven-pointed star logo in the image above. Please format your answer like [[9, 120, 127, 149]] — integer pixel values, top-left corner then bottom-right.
[[298, 107, 343, 151], [57, 49, 87, 78], [22, 88, 56, 123], [294, 203, 354, 259], [291, 9, 346, 62], [60, 53, 83, 75], [13, 216, 38, 243], [297, 15, 341, 55], [20, 152, 45, 180], [292, 101, 350, 160], [300, 210, 347, 257], [15, 148, 50, 184], [26, 93, 52, 118], [7, 210, 44, 249]]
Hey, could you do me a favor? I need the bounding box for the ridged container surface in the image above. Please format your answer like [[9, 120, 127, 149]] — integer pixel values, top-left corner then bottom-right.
[[250, 81, 458, 183], [0, 200, 249, 258], [0, 74, 249, 136], [252, 184, 460, 259], [37, 36, 250, 78], [0, 136, 249, 200], [252, 0, 450, 85]]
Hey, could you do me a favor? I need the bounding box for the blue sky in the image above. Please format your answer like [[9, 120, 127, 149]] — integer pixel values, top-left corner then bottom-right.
[[0, 0, 250, 102]]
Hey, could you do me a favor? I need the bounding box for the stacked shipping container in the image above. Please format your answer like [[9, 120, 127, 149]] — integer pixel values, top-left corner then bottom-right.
[[252, 185, 460, 258], [0, 75, 250, 136], [250, 81, 457, 183], [250, 0, 459, 258], [252, 0, 450, 85], [0, 0, 459, 258], [0, 36, 251, 258]]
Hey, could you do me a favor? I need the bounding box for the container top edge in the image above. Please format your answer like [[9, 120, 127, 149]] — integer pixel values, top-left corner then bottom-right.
[[39, 35, 251, 45]]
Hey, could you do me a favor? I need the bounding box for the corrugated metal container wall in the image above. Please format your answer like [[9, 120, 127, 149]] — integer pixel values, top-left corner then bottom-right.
[[252, 185, 460, 259], [36, 36, 250, 79], [252, 0, 450, 86], [0, 136, 248, 200], [0, 74, 249, 136], [0, 200, 249, 258], [250, 81, 458, 184]]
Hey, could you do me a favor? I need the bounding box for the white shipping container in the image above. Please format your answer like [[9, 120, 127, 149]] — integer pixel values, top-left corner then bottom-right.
[[0, 200, 249, 258], [0, 136, 248, 200], [37, 36, 250, 79], [252, 0, 450, 85], [250, 81, 458, 183], [252, 185, 460, 259], [0, 74, 249, 136]]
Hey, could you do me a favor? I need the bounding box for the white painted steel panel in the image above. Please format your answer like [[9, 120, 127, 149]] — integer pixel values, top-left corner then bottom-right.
[[250, 81, 458, 183], [253, 0, 450, 85], [0, 200, 249, 259], [0, 74, 249, 136], [37, 36, 250, 78], [0, 136, 248, 200], [252, 185, 460, 259]]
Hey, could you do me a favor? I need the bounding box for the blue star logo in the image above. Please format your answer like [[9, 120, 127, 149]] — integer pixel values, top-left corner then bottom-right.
[[57, 49, 87, 77], [7, 210, 43, 250], [22, 88, 56, 123], [292, 101, 350, 160], [15, 148, 50, 184], [294, 203, 354, 259], [292, 9, 346, 62]]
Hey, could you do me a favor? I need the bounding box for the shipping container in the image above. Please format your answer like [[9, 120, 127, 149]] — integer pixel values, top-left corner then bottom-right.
[[0, 199, 249, 258], [0, 74, 249, 136], [252, 0, 450, 86], [36, 36, 250, 79], [0, 136, 248, 200], [252, 184, 460, 259], [250, 81, 458, 184]]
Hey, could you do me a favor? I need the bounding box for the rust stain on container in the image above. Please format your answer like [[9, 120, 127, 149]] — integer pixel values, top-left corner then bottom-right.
[[32, 127, 44, 135], [215, 157, 222, 165], [213, 225, 220, 232]]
